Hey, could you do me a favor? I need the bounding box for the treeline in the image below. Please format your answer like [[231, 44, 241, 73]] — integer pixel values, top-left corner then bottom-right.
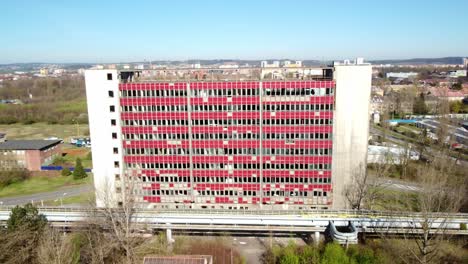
[[0, 77, 88, 124], [0, 77, 85, 101]]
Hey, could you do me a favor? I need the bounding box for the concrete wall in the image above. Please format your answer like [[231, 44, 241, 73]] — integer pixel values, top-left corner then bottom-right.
[[331, 64, 372, 209], [85, 70, 123, 207]]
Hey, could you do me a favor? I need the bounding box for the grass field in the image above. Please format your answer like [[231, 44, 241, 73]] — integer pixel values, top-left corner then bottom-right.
[[55, 99, 87, 113], [372, 189, 418, 211], [0, 123, 89, 141], [0, 175, 92, 198], [42, 191, 95, 206]]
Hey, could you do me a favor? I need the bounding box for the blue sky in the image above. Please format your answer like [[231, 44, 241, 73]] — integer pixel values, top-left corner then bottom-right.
[[1, 0, 468, 63]]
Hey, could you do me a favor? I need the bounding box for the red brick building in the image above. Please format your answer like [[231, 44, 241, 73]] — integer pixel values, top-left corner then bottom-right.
[[0, 140, 62, 171]]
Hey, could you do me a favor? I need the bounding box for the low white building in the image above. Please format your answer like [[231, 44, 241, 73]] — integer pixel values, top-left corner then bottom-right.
[[386, 72, 418, 79], [261, 60, 280, 68], [367, 145, 419, 164]]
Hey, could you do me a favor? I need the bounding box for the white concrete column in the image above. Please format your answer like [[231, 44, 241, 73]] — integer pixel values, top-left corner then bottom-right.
[[314, 231, 320, 246], [166, 223, 174, 244]]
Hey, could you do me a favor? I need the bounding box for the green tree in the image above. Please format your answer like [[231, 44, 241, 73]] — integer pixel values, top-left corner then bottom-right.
[[72, 158, 87, 179], [61, 167, 71, 176], [321, 243, 349, 264], [450, 100, 463, 113], [413, 93, 428, 115], [451, 81, 462, 91], [7, 203, 47, 232], [0, 204, 48, 263]]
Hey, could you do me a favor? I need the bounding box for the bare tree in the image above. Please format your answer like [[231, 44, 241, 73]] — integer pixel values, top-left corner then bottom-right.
[[37, 228, 74, 264], [377, 105, 466, 263], [391, 155, 466, 264], [343, 162, 390, 210], [396, 142, 412, 180], [87, 174, 146, 264]]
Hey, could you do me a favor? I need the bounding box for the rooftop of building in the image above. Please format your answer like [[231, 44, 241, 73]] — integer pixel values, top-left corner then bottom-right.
[[87, 59, 371, 83], [0, 140, 61, 151]]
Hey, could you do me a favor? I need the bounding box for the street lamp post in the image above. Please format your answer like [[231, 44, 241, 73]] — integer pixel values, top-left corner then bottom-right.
[[72, 119, 80, 138]]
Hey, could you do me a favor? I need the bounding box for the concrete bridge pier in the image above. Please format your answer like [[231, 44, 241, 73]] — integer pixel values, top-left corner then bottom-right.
[[166, 223, 174, 244], [360, 223, 367, 242], [312, 226, 324, 245]]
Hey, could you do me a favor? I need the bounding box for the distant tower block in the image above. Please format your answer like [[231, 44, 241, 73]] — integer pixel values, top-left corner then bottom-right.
[[464, 58, 468, 76]]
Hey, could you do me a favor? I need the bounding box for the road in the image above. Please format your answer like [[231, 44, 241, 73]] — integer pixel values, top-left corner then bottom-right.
[[370, 126, 467, 167], [371, 177, 422, 192], [0, 184, 92, 206]]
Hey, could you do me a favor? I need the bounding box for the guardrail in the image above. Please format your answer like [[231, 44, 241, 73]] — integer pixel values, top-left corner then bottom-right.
[[1, 207, 467, 237], [40, 166, 92, 172], [0, 206, 467, 219]]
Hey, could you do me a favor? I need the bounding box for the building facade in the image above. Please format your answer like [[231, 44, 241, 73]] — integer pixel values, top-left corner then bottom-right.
[[85, 60, 371, 209], [0, 140, 62, 171]]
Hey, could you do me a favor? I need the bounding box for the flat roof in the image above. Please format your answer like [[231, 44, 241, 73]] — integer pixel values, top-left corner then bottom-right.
[[98, 66, 334, 72], [0, 140, 61, 151]]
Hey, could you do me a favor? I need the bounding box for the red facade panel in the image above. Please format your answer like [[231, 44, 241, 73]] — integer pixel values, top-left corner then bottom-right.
[[262, 111, 333, 119], [262, 125, 332, 133], [191, 112, 260, 120], [121, 80, 335, 208], [121, 97, 187, 106], [122, 126, 189, 134], [191, 140, 259, 148], [120, 83, 186, 90], [262, 140, 332, 149], [191, 125, 259, 134], [191, 96, 260, 105], [121, 112, 188, 120]]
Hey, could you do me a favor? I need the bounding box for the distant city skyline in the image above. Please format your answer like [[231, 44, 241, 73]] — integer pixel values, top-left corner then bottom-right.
[[2, 0, 468, 63]]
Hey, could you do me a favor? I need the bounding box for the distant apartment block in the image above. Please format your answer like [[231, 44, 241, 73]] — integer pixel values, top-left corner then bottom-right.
[[386, 72, 418, 79], [0, 140, 62, 171], [85, 59, 372, 209]]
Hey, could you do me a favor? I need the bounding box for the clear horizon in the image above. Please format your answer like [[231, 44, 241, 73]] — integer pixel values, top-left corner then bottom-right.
[[2, 0, 468, 63], [1, 56, 468, 65]]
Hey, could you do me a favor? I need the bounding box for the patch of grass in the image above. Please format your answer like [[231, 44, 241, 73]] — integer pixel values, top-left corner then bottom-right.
[[372, 189, 418, 211], [42, 191, 95, 206], [55, 99, 87, 113], [0, 123, 89, 141], [0, 175, 91, 198]]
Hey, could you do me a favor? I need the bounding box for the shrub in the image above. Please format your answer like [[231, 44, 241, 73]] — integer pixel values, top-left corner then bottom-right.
[[0, 170, 30, 188], [299, 246, 320, 264], [461, 223, 467, 230], [53, 156, 66, 165], [61, 167, 71, 176], [321, 243, 349, 264], [21, 119, 36, 125], [72, 158, 87, 179]]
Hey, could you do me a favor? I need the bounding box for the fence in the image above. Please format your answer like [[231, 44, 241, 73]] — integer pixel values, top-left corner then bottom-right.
[[41, 166, 92, 173]]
